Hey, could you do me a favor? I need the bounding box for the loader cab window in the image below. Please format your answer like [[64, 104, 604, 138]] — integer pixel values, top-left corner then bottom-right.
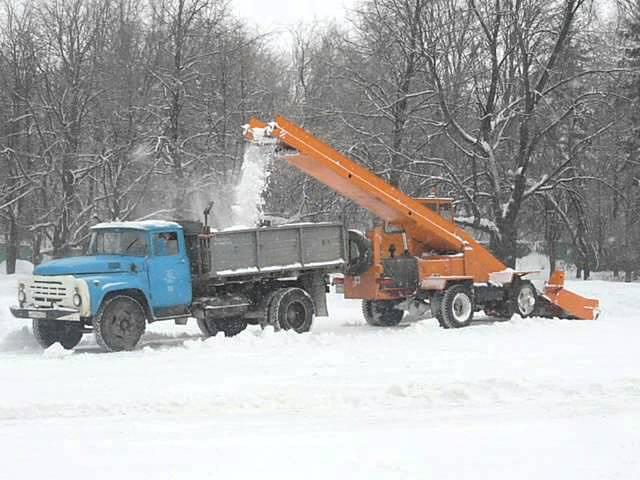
[[153, 231, 179, 256], [439, 204, 453, 221], [384, 222, 404, 234]]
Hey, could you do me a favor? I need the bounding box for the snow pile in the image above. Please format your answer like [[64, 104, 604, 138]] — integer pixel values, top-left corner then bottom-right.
[[0, 260, 33, 345], [231, 144, 273, 226], [43, 342, 74, 358]]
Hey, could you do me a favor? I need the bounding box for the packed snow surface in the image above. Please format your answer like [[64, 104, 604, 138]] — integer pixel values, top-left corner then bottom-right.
[[0, 272, 639, 479]]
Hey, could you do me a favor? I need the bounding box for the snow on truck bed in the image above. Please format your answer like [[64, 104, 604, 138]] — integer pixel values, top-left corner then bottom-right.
[[0, 270, 639, 479]]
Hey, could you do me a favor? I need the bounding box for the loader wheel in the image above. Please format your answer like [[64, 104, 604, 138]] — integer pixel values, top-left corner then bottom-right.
[[440, 284, 474, 328], [430, 293, 447, 328], [216, 318, 248, 337], [513, 280, 537, 318], [361, 300, 378, 326], [32, 319, 83, 350], [197, 318, 218, 337], [93, 295, 146, 352], [361, 300, 403, 327], [269, 288, 314, 333]]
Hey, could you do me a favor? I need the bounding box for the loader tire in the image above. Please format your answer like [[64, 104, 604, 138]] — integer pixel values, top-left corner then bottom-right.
[[362, 300, 403, 327], [362, 300, 378, 326], [513, 280, 537, 318], [32, 319, 83, 350], [216, 317, 248, 337], [269, 288, 314, 333], [197, 318, 218, 337], [440, 284, 474, 328], [93, 295, 146, 352], [430, 293, 447, 328]]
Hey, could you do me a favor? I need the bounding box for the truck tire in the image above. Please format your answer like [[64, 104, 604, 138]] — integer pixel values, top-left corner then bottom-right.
[[216, 318, 247, 337], [93, 295, 146, 352], [269, 288, 314, 333], [32, 319, 83, 350], [346, 230, 372, 276], [197, 318, 218, 337], [440, 284, 474, 328], [361, 300, 403, 327]]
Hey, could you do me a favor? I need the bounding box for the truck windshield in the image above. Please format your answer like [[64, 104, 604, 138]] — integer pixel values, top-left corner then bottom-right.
[[87, 229, 148, 257]]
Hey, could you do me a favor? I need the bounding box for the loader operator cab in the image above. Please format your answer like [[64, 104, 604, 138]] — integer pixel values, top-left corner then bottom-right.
[[383, 197, 454, 234], [415, 197, 454, 222]]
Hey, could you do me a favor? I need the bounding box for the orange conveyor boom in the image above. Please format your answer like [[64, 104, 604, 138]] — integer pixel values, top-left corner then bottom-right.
[[247, 116, 505, 273], [245, 116, 599, 320]]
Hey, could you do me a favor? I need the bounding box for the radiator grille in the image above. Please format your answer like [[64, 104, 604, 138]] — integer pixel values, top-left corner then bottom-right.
[[29, 279, 68, 307]]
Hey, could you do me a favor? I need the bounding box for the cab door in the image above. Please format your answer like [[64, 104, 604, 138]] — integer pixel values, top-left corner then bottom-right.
[[146, 230, 192, 317]]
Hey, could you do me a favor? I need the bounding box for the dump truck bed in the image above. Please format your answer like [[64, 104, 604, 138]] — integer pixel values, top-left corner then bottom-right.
[[208, 223, 347, 278]]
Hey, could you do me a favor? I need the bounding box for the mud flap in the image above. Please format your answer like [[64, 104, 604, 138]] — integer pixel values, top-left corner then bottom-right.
[[538, 271, 600, 320]]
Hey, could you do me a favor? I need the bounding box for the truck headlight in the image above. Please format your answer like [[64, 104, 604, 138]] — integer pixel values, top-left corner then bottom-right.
[[18, 287, 26, 304], [73, 292, 82, 307]]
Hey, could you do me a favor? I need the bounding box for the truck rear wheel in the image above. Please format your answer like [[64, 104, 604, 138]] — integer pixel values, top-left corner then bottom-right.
[[269, 288, 314, 333], [440, 284, 474, 328], [93, 295, 146, 352], [361, 300, 403, 327], [32, 319, 83, 350]]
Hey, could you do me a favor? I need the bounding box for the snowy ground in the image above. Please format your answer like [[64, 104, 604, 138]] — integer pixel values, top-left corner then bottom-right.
[[0, 267, 639, 479]]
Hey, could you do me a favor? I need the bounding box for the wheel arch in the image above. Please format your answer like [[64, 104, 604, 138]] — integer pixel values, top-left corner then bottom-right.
[[99, 289, 152, 321]]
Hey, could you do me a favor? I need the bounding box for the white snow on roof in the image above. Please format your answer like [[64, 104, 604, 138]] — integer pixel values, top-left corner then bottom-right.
[[91, 220, 181, 231]]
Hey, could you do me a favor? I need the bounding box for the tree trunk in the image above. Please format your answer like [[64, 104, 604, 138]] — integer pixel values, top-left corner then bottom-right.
[[548, 238, 557, 273], [5, 214, 18, 274], [493, 221, 518, 268]]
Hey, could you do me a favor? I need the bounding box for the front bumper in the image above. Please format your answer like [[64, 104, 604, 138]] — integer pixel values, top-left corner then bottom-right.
[[10, 306, 82, 322]]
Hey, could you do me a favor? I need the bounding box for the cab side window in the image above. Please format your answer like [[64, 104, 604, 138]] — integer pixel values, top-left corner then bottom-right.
[[153, 231, 179, 256]]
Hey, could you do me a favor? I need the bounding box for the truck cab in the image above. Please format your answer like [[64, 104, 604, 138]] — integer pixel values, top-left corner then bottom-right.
[[11, 220, 192, 351]]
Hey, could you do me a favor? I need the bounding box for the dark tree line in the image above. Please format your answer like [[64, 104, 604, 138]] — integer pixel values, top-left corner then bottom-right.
[[2, 0, 640, 280]]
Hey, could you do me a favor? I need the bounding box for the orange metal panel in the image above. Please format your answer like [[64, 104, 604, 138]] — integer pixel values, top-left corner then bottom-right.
[[417, 255, 466, 278], [543, 271, 600, 320]]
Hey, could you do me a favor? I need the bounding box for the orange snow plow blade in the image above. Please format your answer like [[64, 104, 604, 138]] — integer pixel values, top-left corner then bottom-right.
[[542, 271, 600, 320]]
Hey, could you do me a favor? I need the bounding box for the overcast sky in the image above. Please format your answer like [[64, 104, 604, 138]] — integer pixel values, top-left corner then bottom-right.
[[231, 0, 357, 31], [231, 0, 617, 38]]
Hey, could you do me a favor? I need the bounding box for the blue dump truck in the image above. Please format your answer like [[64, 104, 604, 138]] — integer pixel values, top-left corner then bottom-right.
[[10, 220, 347, 352]]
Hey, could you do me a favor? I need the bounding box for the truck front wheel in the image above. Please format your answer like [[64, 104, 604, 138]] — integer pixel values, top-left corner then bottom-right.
[[217, 318, 247, 337], [196, 318, 218, 337], [93, 295, 146, 352], [32, 319, 83, 350]]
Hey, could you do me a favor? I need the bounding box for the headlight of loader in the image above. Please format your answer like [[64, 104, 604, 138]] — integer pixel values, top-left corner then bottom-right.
[[73, 292, 82, 307]]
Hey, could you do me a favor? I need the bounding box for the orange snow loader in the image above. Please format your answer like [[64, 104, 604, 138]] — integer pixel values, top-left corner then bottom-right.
[[244, 116, 599, 327]]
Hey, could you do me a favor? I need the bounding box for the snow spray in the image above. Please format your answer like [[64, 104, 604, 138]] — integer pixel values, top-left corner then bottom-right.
[[231, 144, 274, 227]]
